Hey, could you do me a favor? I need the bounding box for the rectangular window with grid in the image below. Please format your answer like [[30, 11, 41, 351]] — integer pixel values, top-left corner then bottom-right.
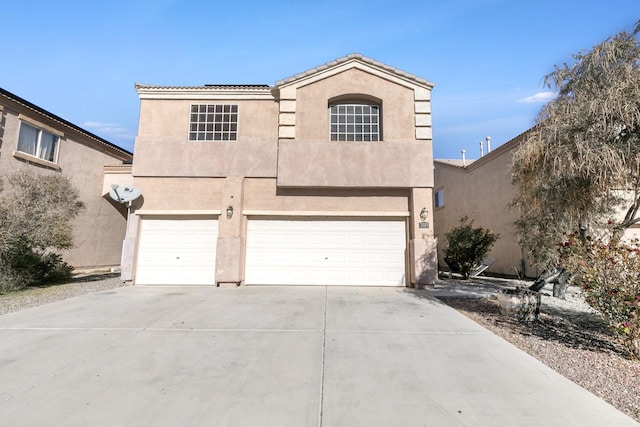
[[330, 103, 380, 141], [189, 104, 238, 141]]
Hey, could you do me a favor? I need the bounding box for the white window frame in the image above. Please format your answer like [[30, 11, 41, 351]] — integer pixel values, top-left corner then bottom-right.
[[188, 104, 238, 141], [329, 102, 380, 141], [16, 121, 60, 163]]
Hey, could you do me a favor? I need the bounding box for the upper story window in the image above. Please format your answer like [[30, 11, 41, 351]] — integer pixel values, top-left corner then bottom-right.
[[329, 102, 380, 141], [434, 188, 444, 208], [189, 104, 238, 141], [17, 122, 59, 163]]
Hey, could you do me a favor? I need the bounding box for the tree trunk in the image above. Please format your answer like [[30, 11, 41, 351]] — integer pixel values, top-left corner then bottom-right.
[[529, 268, 561, 292], [552, 269, 572, 299]]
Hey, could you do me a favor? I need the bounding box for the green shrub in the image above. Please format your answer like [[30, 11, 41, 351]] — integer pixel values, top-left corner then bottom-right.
[[563, 236, 640, 359], [37, 252, 73, 284], [444, 216, 499, 279], [0, 170, 82, 293], [0, 247, 73, 293], [0, 262, 27, 293]]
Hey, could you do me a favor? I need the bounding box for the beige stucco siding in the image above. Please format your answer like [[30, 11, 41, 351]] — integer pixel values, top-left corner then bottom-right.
[[133, 136, 277, 178], [243, 178, 410, 213], [133, 99, 278, 177], [277, 140, 433, 188], [433, 164, 469, 260], [0, 100, 131, 269], [57, 140, 128, 268], [132, 177, 225, 210]]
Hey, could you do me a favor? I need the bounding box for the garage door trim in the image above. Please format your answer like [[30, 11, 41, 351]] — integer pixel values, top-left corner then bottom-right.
[[135, 215, 219, 286], [245, 217, 407, 287]]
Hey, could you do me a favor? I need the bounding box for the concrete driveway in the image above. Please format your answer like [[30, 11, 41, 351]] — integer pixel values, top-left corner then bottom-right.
[[0, 286, 636, 427]]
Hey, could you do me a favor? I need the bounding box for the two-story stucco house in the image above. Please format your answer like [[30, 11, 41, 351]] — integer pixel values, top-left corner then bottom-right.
[[121, 54, 437, 287], [0, 87, 133, 270]]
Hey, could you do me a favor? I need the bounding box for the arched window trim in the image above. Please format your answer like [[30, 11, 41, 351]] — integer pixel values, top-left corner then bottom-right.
[[328, 95, 382, 142], [328, 93, 382, 105]]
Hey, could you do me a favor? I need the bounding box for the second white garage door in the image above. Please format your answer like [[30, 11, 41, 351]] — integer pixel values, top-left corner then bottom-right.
[[245, 219, 406, 286], [135, 217, 218, 285]]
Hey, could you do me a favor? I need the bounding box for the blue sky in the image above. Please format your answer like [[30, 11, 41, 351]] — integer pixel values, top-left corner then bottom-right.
[[2, 0, 637, 159]]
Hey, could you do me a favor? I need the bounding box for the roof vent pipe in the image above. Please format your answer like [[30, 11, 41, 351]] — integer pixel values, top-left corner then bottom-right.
[[461, 149, 466, 166], [479, 140, 484, 157], [486, 136, 491, 153]]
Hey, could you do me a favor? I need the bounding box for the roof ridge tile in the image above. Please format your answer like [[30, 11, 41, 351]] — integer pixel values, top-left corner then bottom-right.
[[274, 53, 432, 87]]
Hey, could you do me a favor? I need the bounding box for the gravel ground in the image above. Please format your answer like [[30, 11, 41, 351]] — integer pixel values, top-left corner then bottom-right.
[[0, 273, 127, 315], [438, 278, 640, 423], [1, 274, 638, 422]]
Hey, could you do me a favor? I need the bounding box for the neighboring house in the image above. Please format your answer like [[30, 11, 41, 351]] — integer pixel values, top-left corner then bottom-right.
[[120, 54, 438, 287], [433, 130, 540, 278], [0, 87, 133, 270], [434, 129, 640, 278], [434, 128, 640, 278]]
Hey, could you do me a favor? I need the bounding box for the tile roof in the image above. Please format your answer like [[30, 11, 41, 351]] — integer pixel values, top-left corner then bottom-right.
[[134, 83, 271, 91], [135, 54, 434, 92], [275, 53, 434, 87], [204, 84, 270, 89], [0, 87, 132, 158], [434, 159, 475, 168]]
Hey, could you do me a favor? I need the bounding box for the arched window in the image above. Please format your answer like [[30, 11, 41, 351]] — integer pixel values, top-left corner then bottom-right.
[[329, 100, 381, 141]]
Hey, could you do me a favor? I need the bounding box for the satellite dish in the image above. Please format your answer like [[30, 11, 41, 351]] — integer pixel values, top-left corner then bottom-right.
[[109, 184, 141, 203]]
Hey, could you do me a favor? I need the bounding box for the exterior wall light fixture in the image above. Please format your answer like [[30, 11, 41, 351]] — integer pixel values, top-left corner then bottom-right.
[[420, 207, 428, 221], [226, 205, 234, 219]]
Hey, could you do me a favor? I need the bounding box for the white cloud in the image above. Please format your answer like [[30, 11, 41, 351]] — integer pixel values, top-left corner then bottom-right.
[[83, 121, 119, 128], [101, 126, 130, 134], [518, 91, 556, 104], [83, 121, 131, 136]]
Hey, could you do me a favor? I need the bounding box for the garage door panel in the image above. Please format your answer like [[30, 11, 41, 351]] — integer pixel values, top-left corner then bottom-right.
[[245, 219, 406, 286], [136, 218, 218, 285]]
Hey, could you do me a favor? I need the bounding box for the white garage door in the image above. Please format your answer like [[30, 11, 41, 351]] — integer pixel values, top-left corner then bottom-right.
[[136, 217, 218, 285], [245, 219, 406, 286]]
